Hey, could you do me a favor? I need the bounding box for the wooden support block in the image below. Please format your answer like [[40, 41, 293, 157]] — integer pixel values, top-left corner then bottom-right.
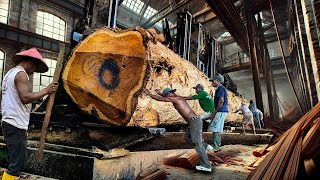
[[163, 152, 185, 166], [136, 164, 166, 180], [252, 145, 269, 157], [176, 151, 200, 169]]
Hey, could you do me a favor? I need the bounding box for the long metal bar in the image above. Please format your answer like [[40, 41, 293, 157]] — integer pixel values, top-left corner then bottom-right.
[[183, 13, 188, 60], [293, 0, 313, 107], [245, 0, 264, 113], [187, 11, 192, 61], [197, 23, 202, 69], [143, 0, 193, 28], [269, 0, 304, 113], [108, 0, 119, 28], [258, 14, 274, 120], [301, 0, 320, 102]]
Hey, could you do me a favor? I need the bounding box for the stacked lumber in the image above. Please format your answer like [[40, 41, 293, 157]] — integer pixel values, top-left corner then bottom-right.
[[247, 103, 320, 179], [136, 164, 167, 180], [62, 27, 247, 127]]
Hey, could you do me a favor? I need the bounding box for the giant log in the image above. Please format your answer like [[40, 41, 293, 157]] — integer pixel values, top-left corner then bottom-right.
[[62, 28, 246, 127]]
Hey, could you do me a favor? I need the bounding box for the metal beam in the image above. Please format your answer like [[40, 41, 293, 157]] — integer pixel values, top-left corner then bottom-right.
[[301, 0, 320, 102], [142, 0, 193, 28], [46, 0, 85, 15], [170, 8, 216, 29], [205, 0, 249, 53], [0, 24, 71, 54]]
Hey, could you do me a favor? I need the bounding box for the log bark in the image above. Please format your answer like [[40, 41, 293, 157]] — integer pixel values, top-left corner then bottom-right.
[[62, 28, 247, 127]]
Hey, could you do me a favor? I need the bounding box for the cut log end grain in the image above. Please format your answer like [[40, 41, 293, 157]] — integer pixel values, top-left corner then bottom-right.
[[63, 29, 147, 126]]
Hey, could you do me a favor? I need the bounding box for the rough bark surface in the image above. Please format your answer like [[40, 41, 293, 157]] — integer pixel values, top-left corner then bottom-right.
[[63, 28, 247, 127]]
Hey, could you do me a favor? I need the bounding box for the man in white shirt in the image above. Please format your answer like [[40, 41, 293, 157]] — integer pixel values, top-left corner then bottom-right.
[[235, 102, 256, 134], [1, 48, 58, 179]]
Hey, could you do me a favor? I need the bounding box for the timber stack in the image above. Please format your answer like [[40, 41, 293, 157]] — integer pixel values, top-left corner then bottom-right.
[[62, 27, 246, 127], [247, 102, 320, 179]]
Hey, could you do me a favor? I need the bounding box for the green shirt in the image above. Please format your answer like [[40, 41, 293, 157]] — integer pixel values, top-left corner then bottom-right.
[[192, 90, 214, 112]]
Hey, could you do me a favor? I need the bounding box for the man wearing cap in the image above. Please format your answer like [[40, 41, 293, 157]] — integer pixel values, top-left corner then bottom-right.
[[1, 48, 58, 179], [235, 102, 256, 134], [203, 74, 228, 152], [183, 84, 214, 122], [144, 88, 212, 172]]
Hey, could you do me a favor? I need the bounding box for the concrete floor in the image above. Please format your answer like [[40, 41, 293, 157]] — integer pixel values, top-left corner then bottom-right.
[[164, 144, 260, 180], [93, 144, 265, 180]]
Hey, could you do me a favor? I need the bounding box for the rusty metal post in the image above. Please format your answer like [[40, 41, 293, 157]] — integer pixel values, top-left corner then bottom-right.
[[257, 14, 275, 121], [301, 0, 320, 103], [244, 0, 264, 112]]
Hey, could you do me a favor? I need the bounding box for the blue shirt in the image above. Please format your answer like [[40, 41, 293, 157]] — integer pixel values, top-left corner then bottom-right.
[[214, 84, 228, 112], [249, 103, 257, 113]]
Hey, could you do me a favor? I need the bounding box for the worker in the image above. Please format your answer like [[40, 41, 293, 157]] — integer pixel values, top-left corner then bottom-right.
[[203, 74, 228, 152], [235, 102, 256, 134], [183, 84, 214, 122], [144, 88, 212, 172], [1, 48, 58, 180], [256, 108, 264, 128], [249, 100, 262, 129]]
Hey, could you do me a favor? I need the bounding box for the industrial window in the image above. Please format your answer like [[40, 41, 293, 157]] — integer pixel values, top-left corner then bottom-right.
[[0, 50, 5, 88], [36, 11, 66, 42], [0, 0, 9, 24], [144, 6, 157, 19], [122, 0, 145, 14], [155, 21, 162, 29], [269, 49, 275, 58], [32, 58, 56, 92]]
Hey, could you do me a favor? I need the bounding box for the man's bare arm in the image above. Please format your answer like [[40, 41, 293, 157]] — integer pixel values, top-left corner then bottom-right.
[[203, 97, 224, 120], [144, 89, 175, 102], [15, 72, 58, 104], [182, 96, 194, 100]]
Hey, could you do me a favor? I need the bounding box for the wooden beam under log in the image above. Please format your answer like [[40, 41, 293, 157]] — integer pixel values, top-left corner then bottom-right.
[[128, 132, 273, 151]]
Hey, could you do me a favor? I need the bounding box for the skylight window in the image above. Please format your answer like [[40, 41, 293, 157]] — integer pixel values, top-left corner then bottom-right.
[[144, 6, 157, 19], [122, 0, 145, 14]]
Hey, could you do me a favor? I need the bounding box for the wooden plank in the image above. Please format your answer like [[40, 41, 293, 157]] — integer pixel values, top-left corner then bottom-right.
[[252, 145, 269, 157], [301, 118, 320, 154], [247, 102, 320, 179], [283, 136, 302, 179], [177, 151, 200, 169], [37, 43, 65, 160], [163, 152, 185, 166]]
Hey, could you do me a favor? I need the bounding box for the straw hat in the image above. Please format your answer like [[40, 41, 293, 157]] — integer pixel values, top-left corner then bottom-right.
[[13, 48, 48, 73]]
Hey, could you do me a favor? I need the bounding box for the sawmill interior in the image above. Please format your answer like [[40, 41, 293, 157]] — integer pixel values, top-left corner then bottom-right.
[[0, 0, 319, 179]]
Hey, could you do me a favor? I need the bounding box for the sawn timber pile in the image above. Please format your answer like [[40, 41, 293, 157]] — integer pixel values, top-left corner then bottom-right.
[[247, 103, 320, 179], [62, 28, 246, 127]]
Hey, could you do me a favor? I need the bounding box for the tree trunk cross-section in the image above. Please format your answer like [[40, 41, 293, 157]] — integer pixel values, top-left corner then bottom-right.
[[63, 28, 247, 127]]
